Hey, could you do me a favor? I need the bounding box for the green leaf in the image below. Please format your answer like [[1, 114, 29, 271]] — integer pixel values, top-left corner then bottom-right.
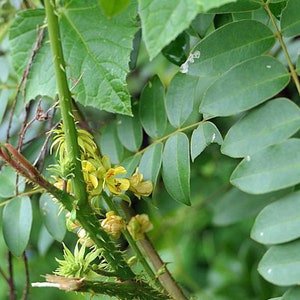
[[191, 122, 223, 162], [37, 225, 54, 256], [138, 0, 202, 60], [162, 133, 190, 205], [222, 98, 300, 158], [121, 155, 141, 177], [166, 74, 199, 128], [201, 0, 240, 12], [40, 194, 66, 242], [0, 166, 23, 198], [117, 108, 143, 152], [231, 139, 300, 194], [212, 187, 291, 226], [2, 196, 32, 256], [200, 56, 290, 117], [139, 76, 167, 139], [281, 0, 300, 38], [9, 1, 138, 114], [139, 143, 163, 186], [251, 191, 300, 245], [99, 122, 124, 164], [258, 239, 300, 286], [208, 0, 261, 13], [188, 20, 275, 77], [0, 90, 9, 124], [98, 0, 130, 18], [283, 287, 300, 300], [162, 32, 189, 66]]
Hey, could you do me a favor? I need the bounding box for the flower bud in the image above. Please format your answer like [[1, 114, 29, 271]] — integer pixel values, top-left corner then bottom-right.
[[129, 172, 153, 199], [127, 214, 153, 240], [100, 211, 126, 239]]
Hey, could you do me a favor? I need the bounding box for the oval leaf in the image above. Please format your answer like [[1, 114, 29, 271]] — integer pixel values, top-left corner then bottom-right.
[[3, 196, 32, 256], [222, 98, 300, 157], [99, 122, 124, 164], [213, 187, 291, 226], [251, 191, 300, 245], [121, 155, 141, 177], [140, 76, 167, 139], [188, 20, 275, 77], [0, 166, 23, 198], [191, 122, 223, 161], [258, 239, 300, 286], [117, 109, 143, 152], [281, 0, 300, 38], [40, 194, 66, 242], [231, 139, 300, 194], [166, 74, 199, 128], [200, 56, 290, 118], [162, 133, 190, 205], [139, 143, 163, 186]]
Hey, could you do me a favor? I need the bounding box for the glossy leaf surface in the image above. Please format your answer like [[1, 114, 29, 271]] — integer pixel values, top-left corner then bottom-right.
[[251, 191, 300, 244], [139, 143, 163, 186], [258, 239, 300, 286], [222, 98, 300, 157], [3, 196, 32, 256], [231, 139, 300, 194], [162, 133, 190, 205], [99, 122, 124, 164], [281, 0, 300, 38], [213, 187, 291, 226], [188, 20, 275, 77], [117, 111, 143, 152], [40, 194, 66, 242], [200, 56, 290, 117], [166, 74, 199, 128], [139, 76, 167, 139], [191, 122, 223, 161]]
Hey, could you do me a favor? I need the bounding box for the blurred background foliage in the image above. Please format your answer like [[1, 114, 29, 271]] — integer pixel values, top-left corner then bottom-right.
[[0, 0, 299, 299]]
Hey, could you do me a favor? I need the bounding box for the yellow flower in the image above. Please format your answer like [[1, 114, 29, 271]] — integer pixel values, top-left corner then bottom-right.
[[127, 214, 153, 240], [104, 166, 130, 195], [101, 211, 126, 239], [128, 170, 153, 199]]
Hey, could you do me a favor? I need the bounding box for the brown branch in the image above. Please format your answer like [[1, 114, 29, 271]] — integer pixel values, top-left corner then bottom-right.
[[8, 252, 16, 300], [21, 252, 30, 300], [6, 27, 45, 142]]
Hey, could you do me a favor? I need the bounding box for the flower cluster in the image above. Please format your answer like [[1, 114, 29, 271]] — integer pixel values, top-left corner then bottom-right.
[[50, 125, 153, 204]]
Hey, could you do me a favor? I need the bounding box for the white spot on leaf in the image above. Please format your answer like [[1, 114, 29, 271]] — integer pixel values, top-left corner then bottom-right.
[[180, 50, 201, 74]]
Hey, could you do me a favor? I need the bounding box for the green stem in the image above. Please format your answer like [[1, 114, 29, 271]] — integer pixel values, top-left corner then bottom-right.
[[265, 2, 300, 96], [44, 1, 136, 281], [44, 0, 88, 208]]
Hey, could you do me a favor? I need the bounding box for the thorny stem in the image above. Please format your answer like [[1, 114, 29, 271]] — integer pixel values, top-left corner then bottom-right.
[[103, 194, 165, 292], [121, 202, 188, 300], [264, 2, 300, 96], [44, 1, 137, 281], [44, 0, 88, 208]]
